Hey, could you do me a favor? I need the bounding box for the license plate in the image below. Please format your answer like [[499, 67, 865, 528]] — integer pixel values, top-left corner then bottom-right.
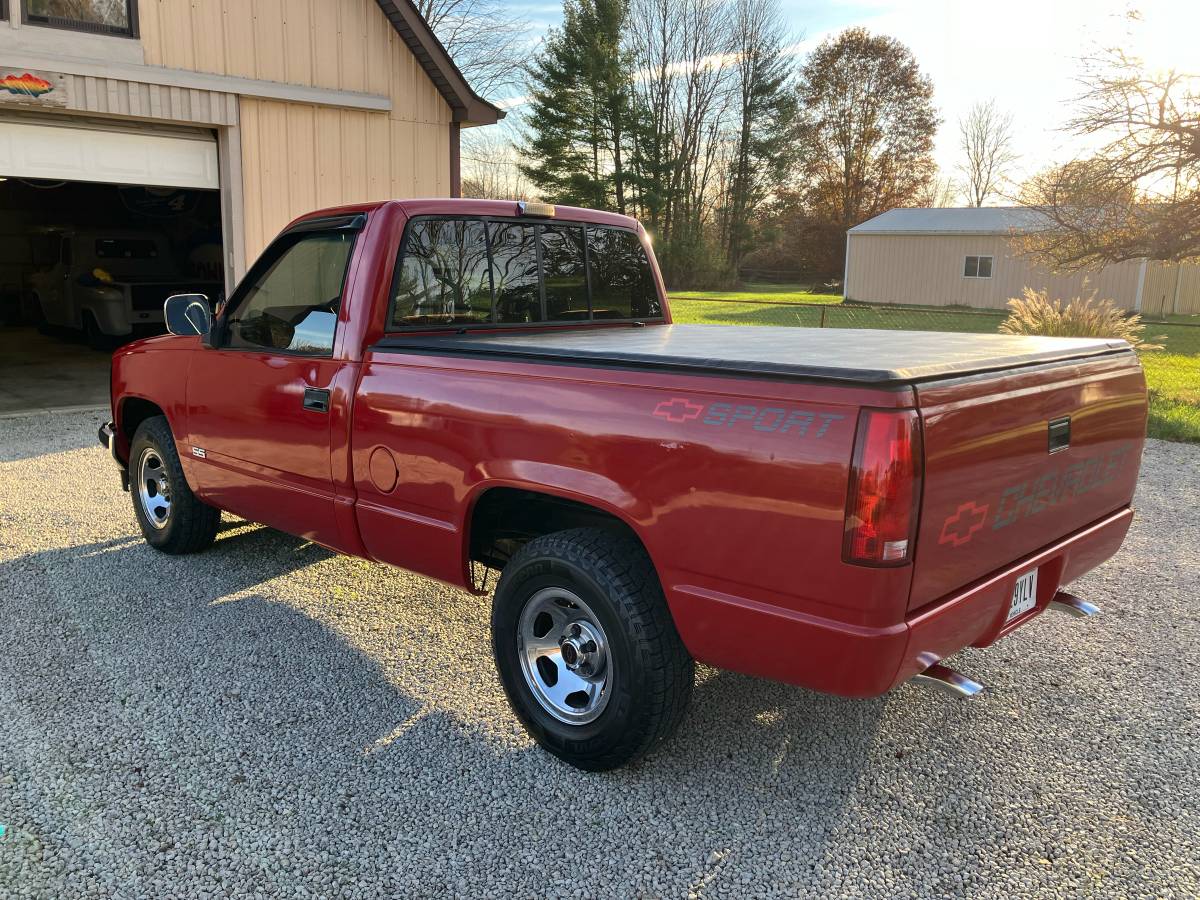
[[1006, 569, 1038, 622]]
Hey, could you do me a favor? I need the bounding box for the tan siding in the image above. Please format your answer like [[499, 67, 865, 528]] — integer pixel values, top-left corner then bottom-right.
[[192, 2, 229, 74], [1181, 266, 1200, 315], [1142, 262, 1176, 317], [141, 1, 448, 108], [846, 234, 1143, 310], [140, 0, 458, 267], [1142, 261, 1200, 316], [253, 0, 289, 84], [389, 119, 416, 197], [238, 97, 448, 261], [311, 2, 342, 89], [58, 74, 239, 126]]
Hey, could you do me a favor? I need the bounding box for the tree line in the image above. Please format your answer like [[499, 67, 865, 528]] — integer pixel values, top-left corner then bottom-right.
[[447, 2, 1197, 286], [506, 0, 939, 286]]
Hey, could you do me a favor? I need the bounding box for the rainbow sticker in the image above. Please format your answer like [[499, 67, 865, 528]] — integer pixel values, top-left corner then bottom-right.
[[0, 73, 55, 98]]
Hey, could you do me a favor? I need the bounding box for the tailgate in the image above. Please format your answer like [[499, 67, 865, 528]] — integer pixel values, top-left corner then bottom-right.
[[910, 351, 1146, 609]]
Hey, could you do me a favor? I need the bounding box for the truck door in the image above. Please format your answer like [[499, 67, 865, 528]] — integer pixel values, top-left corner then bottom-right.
[[184, 217, 362, 549]]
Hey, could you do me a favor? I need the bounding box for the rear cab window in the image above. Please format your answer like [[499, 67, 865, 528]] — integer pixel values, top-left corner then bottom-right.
[[388, 215, 662, 330]]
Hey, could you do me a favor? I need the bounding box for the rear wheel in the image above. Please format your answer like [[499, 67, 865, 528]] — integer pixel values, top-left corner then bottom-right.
[[491, 528, 694, 771], [129, 416, 219, 554]]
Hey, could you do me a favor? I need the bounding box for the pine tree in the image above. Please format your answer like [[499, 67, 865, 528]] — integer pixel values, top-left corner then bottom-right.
[[520, 0, 635, 212], [722, 0, 799, 272]]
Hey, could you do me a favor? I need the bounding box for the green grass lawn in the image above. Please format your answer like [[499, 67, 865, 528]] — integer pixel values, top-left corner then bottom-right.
[[669, 294, 1200, 443], [669, 283, 843, 305], [1141, 320, 1200, 441]]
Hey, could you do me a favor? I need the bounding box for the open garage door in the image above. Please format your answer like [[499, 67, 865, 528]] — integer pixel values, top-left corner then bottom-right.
[[0, 115, 223, 415], [0, 117, 218, 190]]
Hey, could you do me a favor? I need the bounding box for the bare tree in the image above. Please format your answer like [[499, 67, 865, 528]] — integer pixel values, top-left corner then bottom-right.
[[626, 0, 739, 275], [719, 0, 799, 270], [1020, 13, 1200, 269], [957, 99, 1018, 207], [917, 172, 961, 208], [414, 0, 532, 97], [461, 130, 531, 200]]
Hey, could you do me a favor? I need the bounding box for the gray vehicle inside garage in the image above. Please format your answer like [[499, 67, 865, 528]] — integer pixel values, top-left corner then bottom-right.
[[0, 132, 223, 415]]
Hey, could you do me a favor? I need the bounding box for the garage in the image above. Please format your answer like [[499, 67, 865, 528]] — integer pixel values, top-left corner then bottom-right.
[[0, 1, 500, 416], [0, 115, 224, 413]]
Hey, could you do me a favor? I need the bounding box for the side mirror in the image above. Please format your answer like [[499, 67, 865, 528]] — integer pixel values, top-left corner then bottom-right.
[[164, 293, 212, 337]]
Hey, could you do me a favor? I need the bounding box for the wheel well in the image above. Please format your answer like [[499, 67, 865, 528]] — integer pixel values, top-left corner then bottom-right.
[[468, 488, 643, 575], [120, 398, 166, 445]]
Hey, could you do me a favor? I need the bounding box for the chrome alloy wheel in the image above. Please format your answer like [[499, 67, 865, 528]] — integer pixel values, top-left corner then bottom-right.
[[517, 587, 612, 725], [137, 447, 172, 530]]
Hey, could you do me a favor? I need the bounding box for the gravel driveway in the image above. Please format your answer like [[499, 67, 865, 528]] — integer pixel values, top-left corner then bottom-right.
[[1, 409, 1197, 899]]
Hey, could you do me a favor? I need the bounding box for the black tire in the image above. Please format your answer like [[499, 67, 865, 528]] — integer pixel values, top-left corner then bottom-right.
[[491, 527, 694, 771], [128, 416, 219, 554]]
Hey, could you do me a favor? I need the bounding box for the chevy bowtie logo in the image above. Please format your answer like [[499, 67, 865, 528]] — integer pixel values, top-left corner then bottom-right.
[[938, 501, 989, 547], [653, 397, 704, 423]]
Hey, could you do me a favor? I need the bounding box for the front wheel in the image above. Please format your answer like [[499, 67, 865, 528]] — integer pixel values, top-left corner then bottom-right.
[[129, 416, 219, 554], [491, 528, 694, 771]]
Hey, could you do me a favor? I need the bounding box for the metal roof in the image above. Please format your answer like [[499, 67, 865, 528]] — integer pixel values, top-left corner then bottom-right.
[[374, 1, 504, 126], [848, 207, 1052, 236]]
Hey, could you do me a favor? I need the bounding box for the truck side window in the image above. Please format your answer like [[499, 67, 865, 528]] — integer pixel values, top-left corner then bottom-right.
[[540, 224, 589, 320], [225, 231, 354, 355], [489, 222, 541, 323], [391, 219, 492, 326], [588, 227, 660, 320]]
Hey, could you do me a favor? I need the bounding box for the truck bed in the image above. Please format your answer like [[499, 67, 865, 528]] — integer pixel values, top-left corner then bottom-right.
[[374, 324, 1133, 385]]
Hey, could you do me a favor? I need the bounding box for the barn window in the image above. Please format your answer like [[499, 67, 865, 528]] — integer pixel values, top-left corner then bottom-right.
[[964, 255, 993, 278], [23, 0, 139, 37]]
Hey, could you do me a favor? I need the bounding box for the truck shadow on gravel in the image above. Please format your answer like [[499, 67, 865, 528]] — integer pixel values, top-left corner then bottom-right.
[[2, 519, 894, 785], [0, 521, 987, 892]]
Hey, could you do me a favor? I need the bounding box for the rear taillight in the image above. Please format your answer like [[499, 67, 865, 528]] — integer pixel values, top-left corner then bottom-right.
[[843, 408, 923, 567]]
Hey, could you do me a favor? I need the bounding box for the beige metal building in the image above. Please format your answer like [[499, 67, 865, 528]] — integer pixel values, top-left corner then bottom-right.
[[845, 208, 1200, 317], [0, 0, 500, 291]]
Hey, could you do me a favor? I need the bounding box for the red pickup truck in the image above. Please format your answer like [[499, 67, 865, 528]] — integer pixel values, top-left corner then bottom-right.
[[101, 199, 1147, 770]]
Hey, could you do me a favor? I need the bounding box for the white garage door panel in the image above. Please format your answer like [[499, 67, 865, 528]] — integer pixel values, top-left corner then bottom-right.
[[0, 120, 218, 189]]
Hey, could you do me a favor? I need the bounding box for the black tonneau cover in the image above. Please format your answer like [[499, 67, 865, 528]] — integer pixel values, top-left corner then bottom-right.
[[373, 324, 1132, 385]]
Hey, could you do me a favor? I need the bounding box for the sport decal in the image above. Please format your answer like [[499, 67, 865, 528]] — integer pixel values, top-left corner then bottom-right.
[[653, 397, 844, 438]]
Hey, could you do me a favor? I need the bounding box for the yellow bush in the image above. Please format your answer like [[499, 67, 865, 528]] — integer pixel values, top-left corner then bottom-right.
[[999, 287, 1149, 347]]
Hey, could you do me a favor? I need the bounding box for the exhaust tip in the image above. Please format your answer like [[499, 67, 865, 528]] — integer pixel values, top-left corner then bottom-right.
[[1049, 591, 1099, 618], [912, 662, 984, 698]]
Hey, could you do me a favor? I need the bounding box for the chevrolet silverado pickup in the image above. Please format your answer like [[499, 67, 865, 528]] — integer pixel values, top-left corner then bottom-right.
[[100, 199, 1147, 770]]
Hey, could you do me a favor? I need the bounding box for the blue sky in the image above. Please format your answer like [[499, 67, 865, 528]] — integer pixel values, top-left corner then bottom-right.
[[490, 0, 1197, 185]]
